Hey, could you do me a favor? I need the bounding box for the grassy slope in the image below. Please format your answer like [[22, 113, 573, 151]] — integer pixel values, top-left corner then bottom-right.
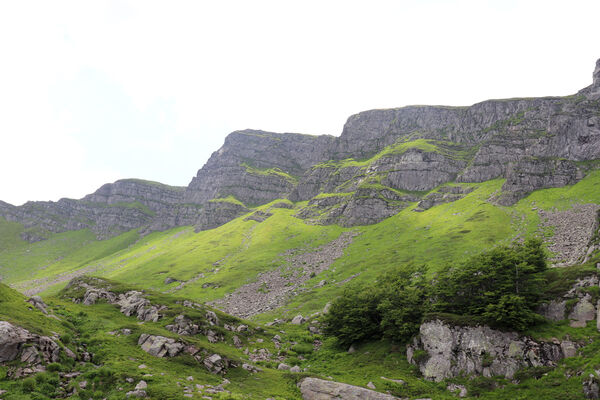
[[3, 171, 600, 318], [1, 171, 600, 398], [0, 226, 140, 288]]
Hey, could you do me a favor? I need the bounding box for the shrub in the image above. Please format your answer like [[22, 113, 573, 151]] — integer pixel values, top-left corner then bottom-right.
[[47, 362, 63, 372], [22, 377, 36, 392], [291, 343, 313, 355], [322, 283, 383, 347]]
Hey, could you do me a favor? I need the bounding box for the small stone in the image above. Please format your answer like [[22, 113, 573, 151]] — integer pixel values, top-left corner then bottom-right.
[[138, 364, 147, 369], [291, 315, 305, 325], [290, 365, 301, 373], [277, 363, 290, 370], [135, 380, 147, 390], [348, 344, 356, 354], [79, 380, 87, 389], [186, 376, 194, 381], [367, 381, 376, 389]]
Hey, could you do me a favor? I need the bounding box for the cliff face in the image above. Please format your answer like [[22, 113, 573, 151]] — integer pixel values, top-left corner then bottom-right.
[[2, 59, 600, 241]]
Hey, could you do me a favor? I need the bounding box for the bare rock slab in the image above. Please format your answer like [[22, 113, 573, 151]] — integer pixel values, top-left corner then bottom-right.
[[299, 377, 399, 400]]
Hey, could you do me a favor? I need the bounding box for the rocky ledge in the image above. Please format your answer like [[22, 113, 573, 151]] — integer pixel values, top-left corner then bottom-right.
[[407, 319, 576, 382]]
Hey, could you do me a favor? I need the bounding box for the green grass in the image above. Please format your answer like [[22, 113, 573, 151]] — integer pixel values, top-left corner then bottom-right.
[[242, 163, 298, 185], [0, 228, 140, 287], [209, 195, 247, 207]]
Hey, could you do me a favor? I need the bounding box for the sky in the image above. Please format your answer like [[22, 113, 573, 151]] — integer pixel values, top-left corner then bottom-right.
[[1, 1, 599, 206]]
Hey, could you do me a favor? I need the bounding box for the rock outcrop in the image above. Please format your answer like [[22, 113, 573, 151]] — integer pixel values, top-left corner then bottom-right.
[[298, 377, 399, 400], [78, 284, 164, 323], [0, 321, 60, 377], [138, 334, 184, 358], [407, 319, 574, 381]]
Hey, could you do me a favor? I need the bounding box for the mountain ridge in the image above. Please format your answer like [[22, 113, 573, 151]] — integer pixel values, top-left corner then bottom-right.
[[2, 58, 600, 241]]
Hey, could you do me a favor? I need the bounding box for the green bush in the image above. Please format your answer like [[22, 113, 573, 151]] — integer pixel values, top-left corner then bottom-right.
[[22, 377, 36, 392], [323, 239, 548, 347], [322, 283, 383, 347], [46, 362, 62, 372], [291, 343, 314, 354]]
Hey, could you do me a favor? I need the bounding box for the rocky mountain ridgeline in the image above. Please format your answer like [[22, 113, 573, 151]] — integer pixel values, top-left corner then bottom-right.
[[2, 59, 600, 242]]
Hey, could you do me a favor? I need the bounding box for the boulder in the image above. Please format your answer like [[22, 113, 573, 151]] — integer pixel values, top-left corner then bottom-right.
[[0, 321, 32, 362], [569, 295, 596, 328], [291, 315, 306, 325], [27, 296, 48, 314], [584, 374, 600, 399], [206, 311, 219, 326], [298, 377, 399, 399], [138, 334, 183, 358], [203, 353, 228, 374], [135, 380, 148, 390], [537, 300, 566, 322]]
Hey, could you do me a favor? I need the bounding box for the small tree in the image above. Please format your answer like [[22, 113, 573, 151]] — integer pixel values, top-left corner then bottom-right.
[[322, 283, 382, 347]]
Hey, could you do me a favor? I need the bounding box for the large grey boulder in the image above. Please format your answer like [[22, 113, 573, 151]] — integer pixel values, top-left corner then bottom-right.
[[298, 377, 399, 399], [138, 334, 183, 358], [407, 319, 571, 381], [568, 295, 596, 328]]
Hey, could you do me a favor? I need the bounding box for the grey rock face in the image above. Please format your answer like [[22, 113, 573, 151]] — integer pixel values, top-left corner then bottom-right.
[[496, 158, 583, 205], [73, 280, 165, 322], [184, 130, 336, 205], [407, 319, 571, 381], [166, 315, 199, 336], [298, 377, 399, 400], [0, 321, 60, 365]]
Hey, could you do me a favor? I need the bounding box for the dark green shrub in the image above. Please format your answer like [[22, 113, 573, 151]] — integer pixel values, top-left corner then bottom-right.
[[513, 366, 553, 381], [322, 283, 383, 347], [22, 377, 36, 392], [46, 362, 62, 372], [61, 333, 72, 345], [291, 343, 313, 354], [412, 349, 429, 364]]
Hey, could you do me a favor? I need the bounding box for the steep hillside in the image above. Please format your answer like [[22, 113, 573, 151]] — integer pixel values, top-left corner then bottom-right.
[[1, 59, 600, 399], [2, 59, 599, 242]]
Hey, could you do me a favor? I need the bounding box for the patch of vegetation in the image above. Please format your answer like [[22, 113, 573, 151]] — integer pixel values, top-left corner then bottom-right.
[[323, 239, 548, 346]]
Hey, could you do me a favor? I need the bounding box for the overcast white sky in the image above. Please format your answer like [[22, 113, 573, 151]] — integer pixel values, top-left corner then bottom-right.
[[1, 0, 599, 205]]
